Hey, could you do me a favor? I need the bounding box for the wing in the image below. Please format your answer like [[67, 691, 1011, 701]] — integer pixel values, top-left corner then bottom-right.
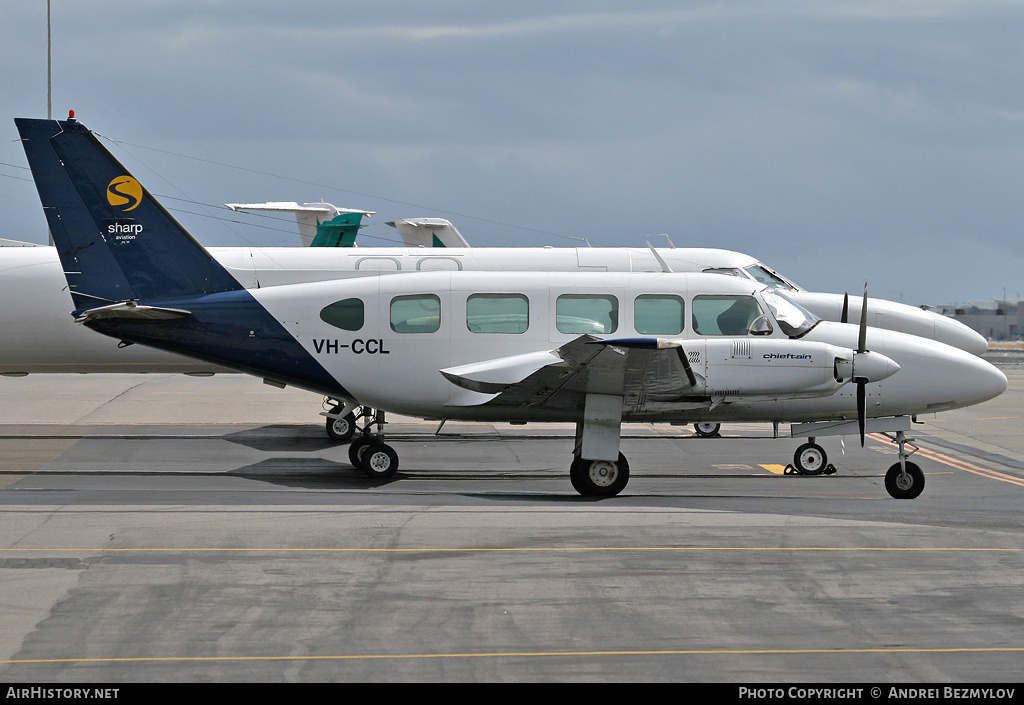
[[440, 335, 707, 414]]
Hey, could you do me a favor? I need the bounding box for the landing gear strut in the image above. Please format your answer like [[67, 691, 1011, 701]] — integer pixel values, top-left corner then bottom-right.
[[569, 394, 629, 497]]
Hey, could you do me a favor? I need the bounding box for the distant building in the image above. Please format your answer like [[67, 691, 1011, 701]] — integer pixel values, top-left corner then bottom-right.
[[932, 299, 1022, 341]]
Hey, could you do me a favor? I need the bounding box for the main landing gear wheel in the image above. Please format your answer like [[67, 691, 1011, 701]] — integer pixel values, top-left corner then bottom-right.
[[325, 408, 356, 443], [570, 453, 630, 497], [360, 442, 399, 479], [793, 442, 827, 475], [348, 436, 376, 469], [885, 461, 924, 500], [693, 422, 721, 438]]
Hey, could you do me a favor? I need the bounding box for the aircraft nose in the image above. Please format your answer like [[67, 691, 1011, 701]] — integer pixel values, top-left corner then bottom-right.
[[933, 314, 989, 356], [958, 353, 1008, 406]]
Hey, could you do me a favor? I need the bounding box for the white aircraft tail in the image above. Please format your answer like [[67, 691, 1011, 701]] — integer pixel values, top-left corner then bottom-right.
[[386, 218, 470, 248], [226, 202, 374, 247]]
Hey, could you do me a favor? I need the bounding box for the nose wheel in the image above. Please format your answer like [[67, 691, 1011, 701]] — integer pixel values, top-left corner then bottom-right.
[[882, 430, 924, 499], [885, 461, 924, 499], [876, 429, 925, 499]]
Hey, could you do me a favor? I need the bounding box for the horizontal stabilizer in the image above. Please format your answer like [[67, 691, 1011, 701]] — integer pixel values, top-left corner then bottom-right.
[[386, 218, 470, 248], [226, 202, 375, 247], [73, 302, 192, 325], [0, 238, 44, 247]]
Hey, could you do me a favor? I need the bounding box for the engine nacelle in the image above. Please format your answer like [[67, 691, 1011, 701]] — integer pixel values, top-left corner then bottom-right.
[[692, 338, 896, 400]]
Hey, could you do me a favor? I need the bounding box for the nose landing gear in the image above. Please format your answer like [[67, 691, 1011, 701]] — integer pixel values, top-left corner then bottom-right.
[[881, 430, 924, 499]]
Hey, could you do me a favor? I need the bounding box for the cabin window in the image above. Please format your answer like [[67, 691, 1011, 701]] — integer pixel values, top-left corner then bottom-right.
[[634, 295, 685, 335], [466, 294, 529, 334], [319, 298, 364, 331], [390, 294, 441, 333], [692, 295, 764, 336], [556, 294, 618, 334]]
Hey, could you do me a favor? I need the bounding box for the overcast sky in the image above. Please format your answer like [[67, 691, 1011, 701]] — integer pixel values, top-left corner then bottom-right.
[[2, 1, 1023, 306]]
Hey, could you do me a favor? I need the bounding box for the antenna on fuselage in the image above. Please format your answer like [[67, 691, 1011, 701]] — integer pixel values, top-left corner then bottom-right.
[[646, 241, 674, 273], [653, 233, 675, 248]]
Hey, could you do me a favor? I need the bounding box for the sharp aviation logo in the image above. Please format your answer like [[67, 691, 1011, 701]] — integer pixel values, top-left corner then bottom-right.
[[106, 176, 143, 212]]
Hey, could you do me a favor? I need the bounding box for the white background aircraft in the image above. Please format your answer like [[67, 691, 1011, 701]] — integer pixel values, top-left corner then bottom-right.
[[14, 115, 1008, 500], [0, 236, 986, 375]]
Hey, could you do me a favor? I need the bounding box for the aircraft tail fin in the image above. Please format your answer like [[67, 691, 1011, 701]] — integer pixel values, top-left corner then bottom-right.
[[15, 115, 242, 309], [309, 212, 365, 248], [386, 218, 470, 248], [225, 202, 374, 247]]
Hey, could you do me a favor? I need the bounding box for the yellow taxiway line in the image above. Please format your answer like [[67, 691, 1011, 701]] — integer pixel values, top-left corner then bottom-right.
[[4, 645, 1024, 665]]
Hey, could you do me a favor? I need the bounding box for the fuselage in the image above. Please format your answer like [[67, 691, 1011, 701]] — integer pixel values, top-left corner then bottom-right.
[[91, 270, 1004, 426], [0, 245, 987, 375]]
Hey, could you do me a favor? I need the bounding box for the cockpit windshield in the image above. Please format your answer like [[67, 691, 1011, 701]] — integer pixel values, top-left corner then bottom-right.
[[760, 287, 819, 338], [743, 264, 799, 291], [702, 267, 744, 278]]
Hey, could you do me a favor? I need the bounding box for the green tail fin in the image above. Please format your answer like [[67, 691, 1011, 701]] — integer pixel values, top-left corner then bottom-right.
[[310, 212, 364, 247]]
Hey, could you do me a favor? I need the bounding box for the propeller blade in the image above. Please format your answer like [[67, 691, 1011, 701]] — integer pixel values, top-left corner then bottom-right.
[[857, 380, 866, 447], [841, 293, 849, 324], [857, 281, 868, 354]]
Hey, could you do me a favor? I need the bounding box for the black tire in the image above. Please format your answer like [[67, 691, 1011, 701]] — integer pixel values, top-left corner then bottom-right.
[[569, 455, 586, 495], [361, 443, 399, 479], [793, 442, 827, 475], [885, 461, 925, 499], [693, 422, 721, 438], [569, 453, 630, 497], [348, 436, 375, 468], [326, 410, 356, 443]]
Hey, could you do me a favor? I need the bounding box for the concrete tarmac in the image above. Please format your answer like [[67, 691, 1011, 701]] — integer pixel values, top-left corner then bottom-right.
[[0, 352, 1021, 682]]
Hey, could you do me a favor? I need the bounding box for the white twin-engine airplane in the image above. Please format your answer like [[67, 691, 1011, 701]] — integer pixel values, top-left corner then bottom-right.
[[15, 115, 1007, 499]]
